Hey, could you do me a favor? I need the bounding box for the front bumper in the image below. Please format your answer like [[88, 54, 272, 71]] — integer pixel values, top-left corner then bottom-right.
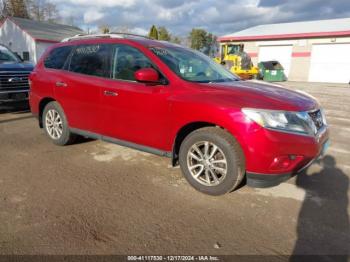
[[246, 139, 329, 188], [243, 128, 329, 188], [231, 119, 330, 187], [246, 149, 325, 188]]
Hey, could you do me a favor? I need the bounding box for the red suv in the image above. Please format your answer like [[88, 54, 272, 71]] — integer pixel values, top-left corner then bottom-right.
[[29, 34, 329, 195]]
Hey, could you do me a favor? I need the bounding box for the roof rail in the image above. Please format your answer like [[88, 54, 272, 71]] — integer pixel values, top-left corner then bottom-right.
[[109, 32, 151, 39], [61, 34, 120, 42], [61, 32, 150, 42]]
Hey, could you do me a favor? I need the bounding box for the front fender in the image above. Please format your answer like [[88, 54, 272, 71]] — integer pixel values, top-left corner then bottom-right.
[[168, 95, 258, 157]]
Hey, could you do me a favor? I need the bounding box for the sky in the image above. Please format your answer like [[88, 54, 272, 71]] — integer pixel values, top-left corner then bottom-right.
[[52, 0, 350, 37]]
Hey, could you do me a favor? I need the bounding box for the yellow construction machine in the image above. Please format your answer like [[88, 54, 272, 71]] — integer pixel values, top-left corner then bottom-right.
[[214, 43, 259, 79]]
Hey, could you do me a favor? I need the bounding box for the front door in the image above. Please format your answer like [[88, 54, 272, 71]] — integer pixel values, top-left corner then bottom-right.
[[100, 44, 171, 151]]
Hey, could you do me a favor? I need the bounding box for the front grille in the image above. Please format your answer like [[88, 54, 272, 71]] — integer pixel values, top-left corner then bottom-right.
[[0, 71, 30, 91], [308, 109, 324, 131]]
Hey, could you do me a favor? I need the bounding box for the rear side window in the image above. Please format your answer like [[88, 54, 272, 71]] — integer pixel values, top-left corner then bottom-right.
[[44, 46, 73, 69], [68, 44, 111, 78]]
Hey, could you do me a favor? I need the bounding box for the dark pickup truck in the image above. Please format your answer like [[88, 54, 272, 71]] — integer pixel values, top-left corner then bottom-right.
[[0, 44, 33, 104]]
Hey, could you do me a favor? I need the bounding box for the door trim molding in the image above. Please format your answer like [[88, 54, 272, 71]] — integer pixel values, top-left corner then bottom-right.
[[70, 128, 172, 158]]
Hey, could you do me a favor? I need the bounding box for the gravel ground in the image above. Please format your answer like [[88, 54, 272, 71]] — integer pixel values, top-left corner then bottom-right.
[[0, 82, 349, 257]]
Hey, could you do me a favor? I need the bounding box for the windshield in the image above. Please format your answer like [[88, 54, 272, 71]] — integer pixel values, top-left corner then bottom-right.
[[149, 46, 240, 83], [0, 46, 20, 62]]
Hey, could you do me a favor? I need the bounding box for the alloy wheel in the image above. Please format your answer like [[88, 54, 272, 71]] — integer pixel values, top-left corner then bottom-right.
[[45, 109, 63, 140], [187, 141, 228, 186]]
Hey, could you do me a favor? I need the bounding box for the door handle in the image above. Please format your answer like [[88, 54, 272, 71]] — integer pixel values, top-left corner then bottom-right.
[[56, 81, 68, 87], [104, 90, 118, 97]]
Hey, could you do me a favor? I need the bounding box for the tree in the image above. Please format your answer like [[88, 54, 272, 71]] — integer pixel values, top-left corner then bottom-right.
[[28, 0, 45, 21], [1, 0, 29, 18], [44, 1, 59, 23], [27, 0, 60, 22], [189, 28, 217, 55], [63, 15, 76, 27], [206, 33, 218, 57], [112, 25, 131, 33], [148, 25, 158, 40], [99, 25, 110, 34], [170, 36, 181, 44], [189, 28, 207, 50], [158, 26, 171, 41], [0, 0, 10, 18], [148, 25, 181, 44]]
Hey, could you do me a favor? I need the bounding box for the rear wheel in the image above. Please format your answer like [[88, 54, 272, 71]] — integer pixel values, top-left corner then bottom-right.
[[42, 101, 76, 146], [179, 127, 245, 196]]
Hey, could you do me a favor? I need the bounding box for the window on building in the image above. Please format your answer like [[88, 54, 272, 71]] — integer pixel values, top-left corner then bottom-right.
[[22, 51, 30, 61], [44, 46, 73, 70], [68, 44, 111, 77]]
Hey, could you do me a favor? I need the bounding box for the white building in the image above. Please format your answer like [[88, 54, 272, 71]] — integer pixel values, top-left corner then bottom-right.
[[0, 17, 83, 64], [219, 17, 350, 83]]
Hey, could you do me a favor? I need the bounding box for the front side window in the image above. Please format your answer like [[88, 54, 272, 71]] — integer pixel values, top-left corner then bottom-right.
[[44, 46, 73, 69], [69, 44, 111, 77], [150, 46, 239, 83], [111, 45, 154, 81], [227, 45, 240, 55], [0, 45, 20, 62]]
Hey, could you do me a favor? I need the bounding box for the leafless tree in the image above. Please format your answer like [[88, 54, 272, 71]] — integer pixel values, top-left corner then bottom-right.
[[27, 0, 59, 22], [112, 25, 131, 33]]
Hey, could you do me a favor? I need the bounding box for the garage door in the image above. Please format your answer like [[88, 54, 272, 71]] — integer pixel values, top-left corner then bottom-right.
[[309, 44, 350, 83], [258, 45, 293, 78]]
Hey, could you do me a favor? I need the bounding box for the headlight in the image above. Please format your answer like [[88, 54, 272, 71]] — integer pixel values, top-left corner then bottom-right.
[[242, 108, 317, 135]]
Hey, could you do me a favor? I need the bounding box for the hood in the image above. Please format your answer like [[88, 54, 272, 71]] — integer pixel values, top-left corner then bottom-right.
[[197, 80, 319, 112], [0, 62, 34, 72]]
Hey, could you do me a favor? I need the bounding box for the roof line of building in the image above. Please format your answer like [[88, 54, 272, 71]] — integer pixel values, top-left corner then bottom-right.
[[0, 17, 60, 43], [7, 17, 60, 43], [218, 30, 350, 42]]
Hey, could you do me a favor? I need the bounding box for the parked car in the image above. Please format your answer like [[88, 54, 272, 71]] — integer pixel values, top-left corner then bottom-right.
[[0, 44, 33, 104], [29, 34, 329, 195]]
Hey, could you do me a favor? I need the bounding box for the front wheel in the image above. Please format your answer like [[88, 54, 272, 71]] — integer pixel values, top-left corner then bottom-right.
[[179, 127, 245, 196]]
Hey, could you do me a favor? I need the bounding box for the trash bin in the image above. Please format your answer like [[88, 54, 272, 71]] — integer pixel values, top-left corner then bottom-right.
[[258, 61, 286, 82]]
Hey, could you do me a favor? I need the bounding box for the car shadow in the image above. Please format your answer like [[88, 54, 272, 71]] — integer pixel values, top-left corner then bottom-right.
[[0, 101, 95, 144], [291, 155, 350, 261], [74, 135, 96, 145], [0, 101, 32, 124], [0, 115, 34, 124], [0, 100, 30, 114]]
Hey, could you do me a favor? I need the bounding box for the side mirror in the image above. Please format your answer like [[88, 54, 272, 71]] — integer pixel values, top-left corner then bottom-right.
[[134, 68, 160, 84]]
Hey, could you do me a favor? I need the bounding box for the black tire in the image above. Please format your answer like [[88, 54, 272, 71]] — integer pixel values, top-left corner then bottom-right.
[[42, 101, 76, 146], [179, 127, 245, 196]]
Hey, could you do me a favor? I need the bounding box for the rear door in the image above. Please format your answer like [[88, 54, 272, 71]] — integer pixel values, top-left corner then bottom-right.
[[100, 44, 171, 151], [54, 44, 111, 133]]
